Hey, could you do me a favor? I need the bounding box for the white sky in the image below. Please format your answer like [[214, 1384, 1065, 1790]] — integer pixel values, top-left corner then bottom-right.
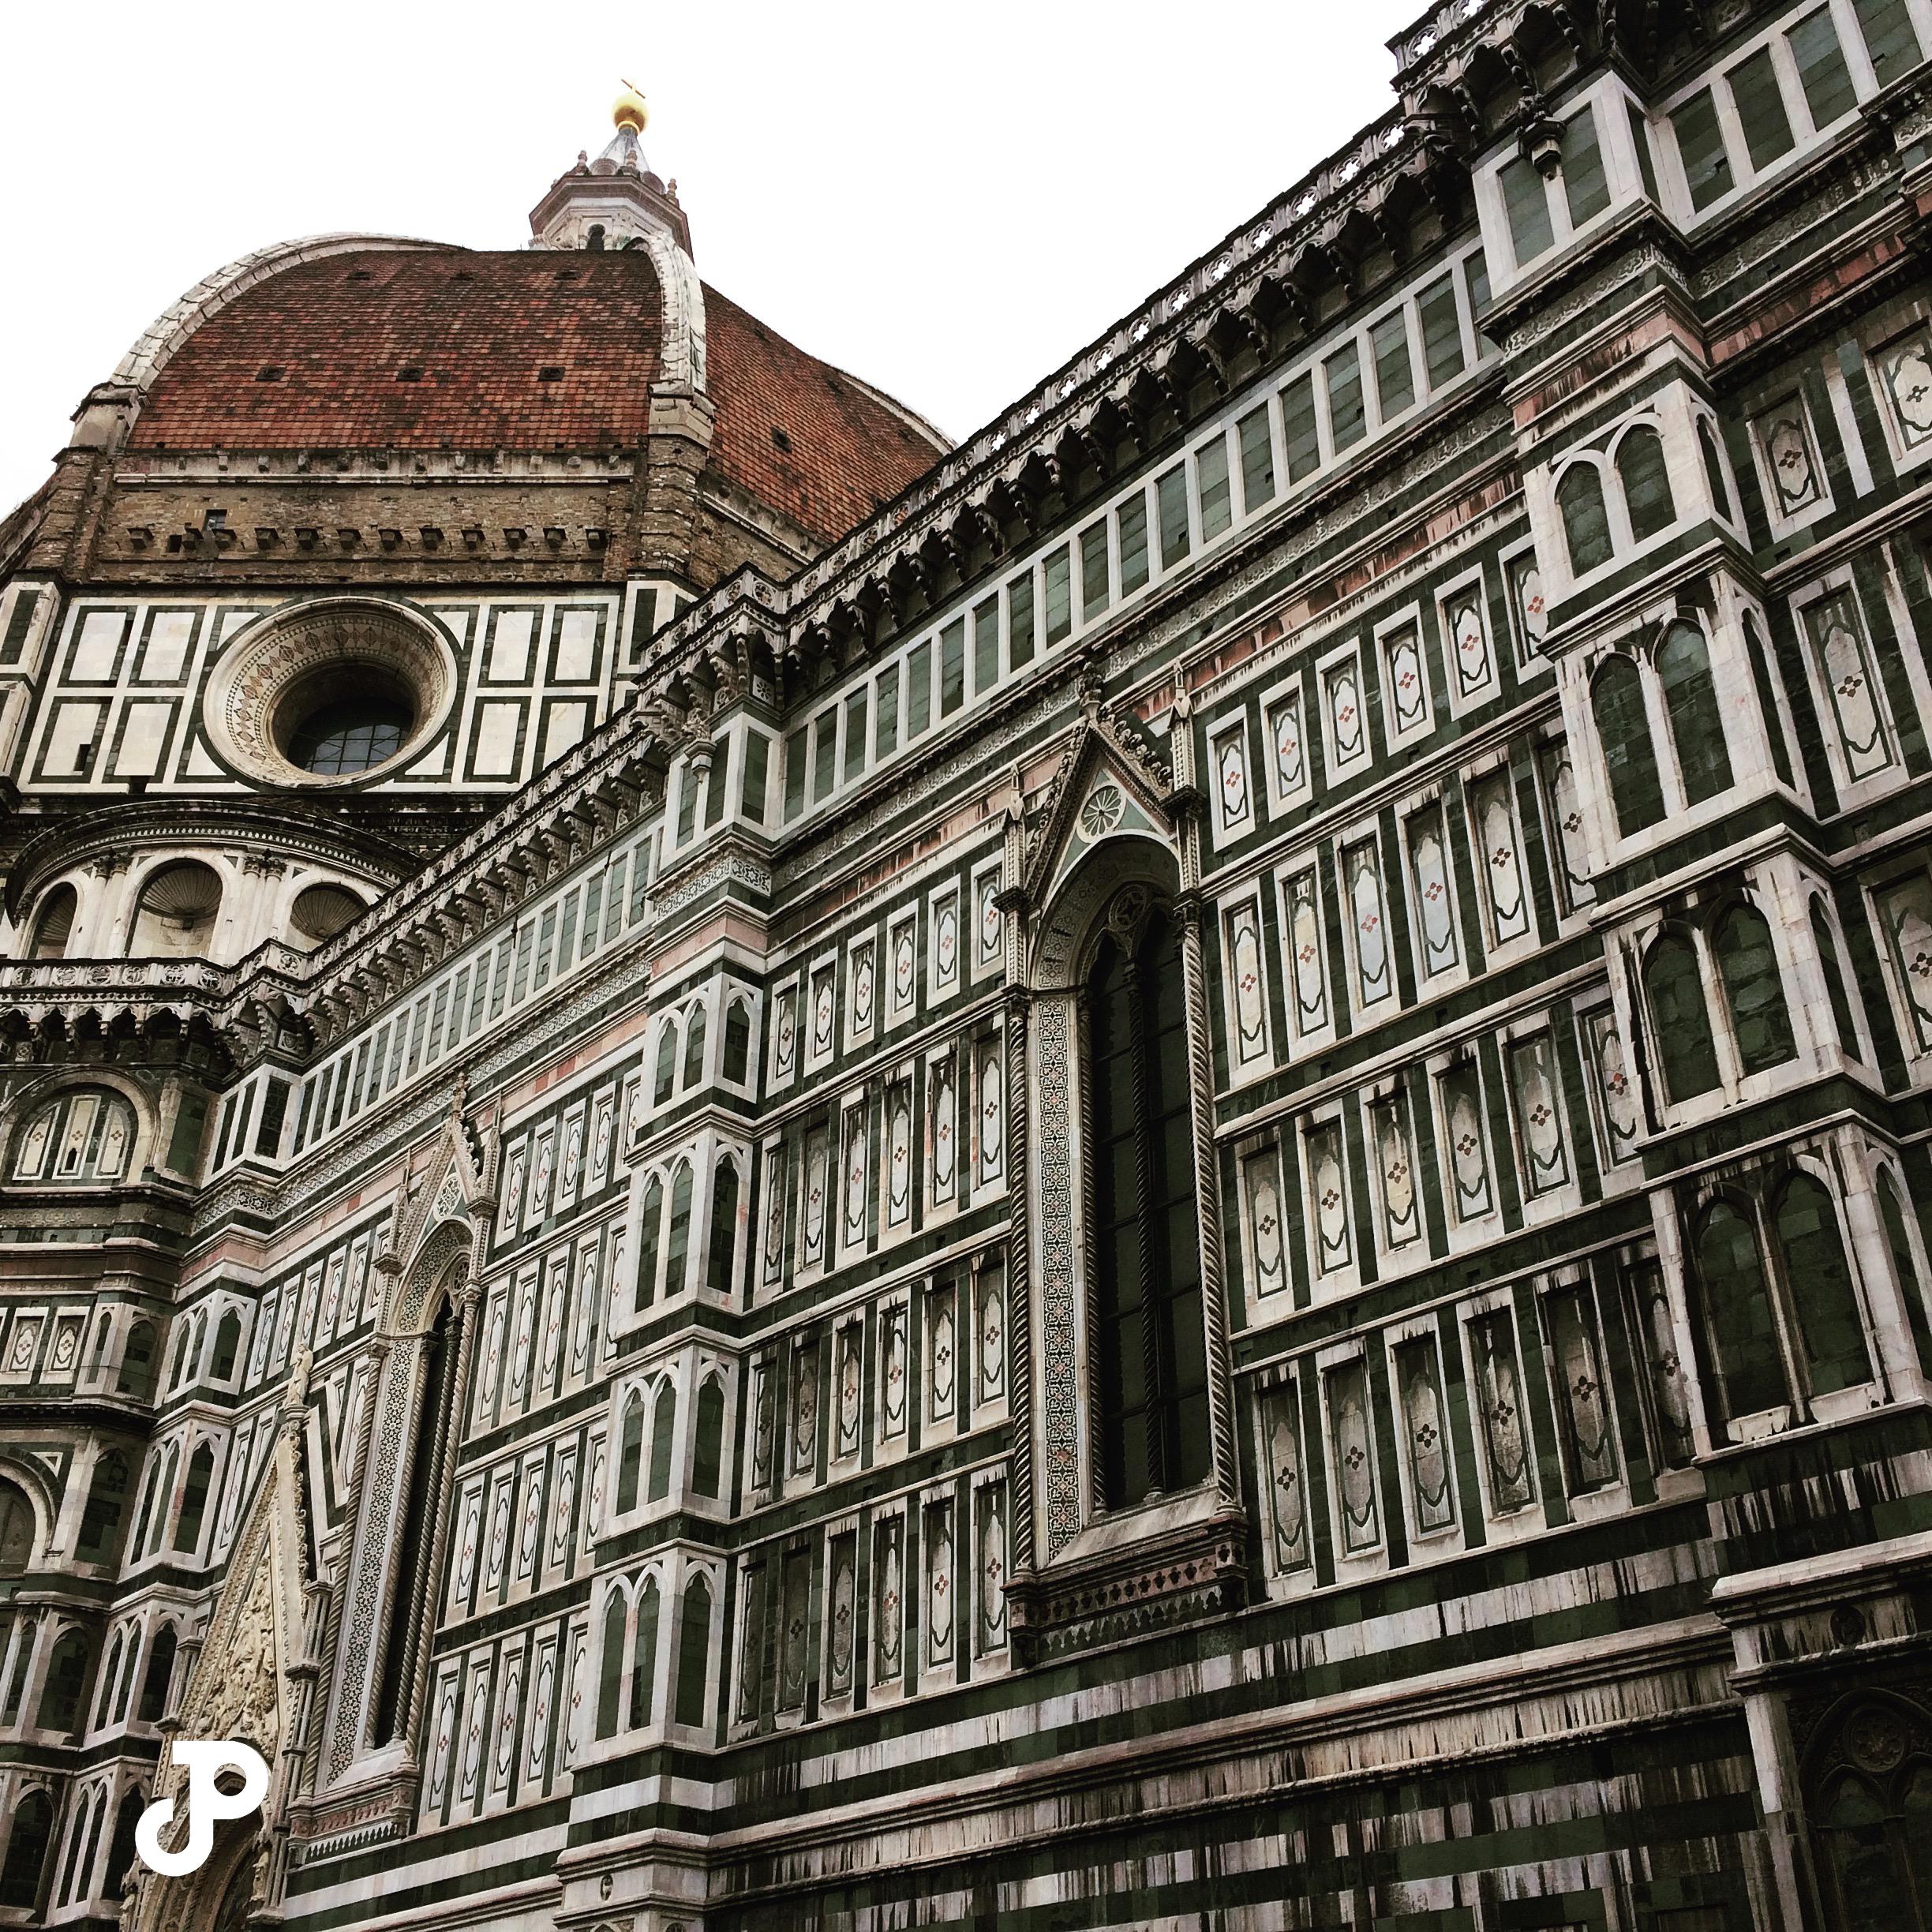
[[2, 0, 1421, 519]]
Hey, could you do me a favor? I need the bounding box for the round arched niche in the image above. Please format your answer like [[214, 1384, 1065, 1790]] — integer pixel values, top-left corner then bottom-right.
[[202, 598, 456, 790]]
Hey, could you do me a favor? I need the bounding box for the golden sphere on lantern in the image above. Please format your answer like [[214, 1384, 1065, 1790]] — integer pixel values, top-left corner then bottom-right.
[[612, 86, 648, 134]]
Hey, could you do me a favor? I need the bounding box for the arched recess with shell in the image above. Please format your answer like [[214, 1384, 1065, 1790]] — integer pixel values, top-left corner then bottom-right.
[[315, 1088, 498, 1813]]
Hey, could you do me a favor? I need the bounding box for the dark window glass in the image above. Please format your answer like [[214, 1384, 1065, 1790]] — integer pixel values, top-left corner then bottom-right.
[[842, 690, 867, 784], [1157, 465, 1191, 569], [36, 1632, 87, 1734], [974, 595, 1001, 692], [1080, 519, 1110, 620], [723, 1001, 751, 1083], [1237, 405, 1276, 510], [693, 1379, 725, 1496], [740, 730, 769, 822], [1592, 654, 1667, 835], [1699, 417, 1733, 519], [136, 1624, 174, 1724], [1628, 103, 1661, 199], [636, 1176, 662, 1312], [616, 1393, 644, 1511], [627, 1578, 659, 1729], [1792, 6, 1859, 125], [287, 698, 408, 776], [103, 1789, 142, 1900], [1043, 548, 1072, 645], [1465, 250, 1496, 356], [1645, 933, 1723, 1101], [939, 618, 965, 716], [1732, 45, 1796, 169], [1563, 104, 1612, 225], [681, 1006, 707, 1088], [673, 1578, 711, 1726], [1417, 275, 1464, 391], [172, 1443, 213, 1552], [212, 1312, 240, 1379], [1673, 88, 1734, 210], [1776, 1173, 1870, 1394], [872, 668, 898, 762], [1812, 899, 1863, 1058], [0, 591, 38, 667], [0, 1791, 52, 1908], [1697, 1200, 1787, 1418], [77, 1450, 127, 1558], [1088, 906, 1211, 1508], [1559, 462, 1616, 574], [706, 1163, 739, 1295], [1197, 436, 1233, 539], [907, 640, 932, 738], [1717, 903, 1797, 1073], [1500, 154, 1555, 266], [654, 1023, 677, 1106], [1118, 492, 1151, 592], [1744, 612, 1795, 786], [1325, 343, 1367, 452], [116, 1324, 155, 1400], [1658, 621, 1733, 803], [1372, 309, 1414, 420], [783, 729, 807, 821], [811, 710, 837, 801], [1619, 425, 1677, 542], [596, 1589, 626, 1738], [648, 1382, 676, 1502], [666, 1164, 693, 1297], [1854, 0, 1924, 83], [1282, 372, 1321, 481]]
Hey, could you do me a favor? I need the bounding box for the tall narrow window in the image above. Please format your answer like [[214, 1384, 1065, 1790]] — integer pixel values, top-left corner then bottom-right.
[[722, 1001, 751, 1084], [647, 1383, 676, 1503], [1559, 463, 1615, 575], [1716, 904, 1797, 1074], [1854, 0, 1924, 84], [36, 1631, 88, 1734], [76, 1451, 127, 1561], [1812, 899, 1863, 1059], [692, 1379, 725, 1497], [1730, 44, 1795, 170], [1658, 621, 1732, 804], [666, 1163, 693, 1297], [1591, 656, 1664, 834], [0, 1791, 51, 1908], [672, 1575, 711, 1727], [1696, 1200, 1786, 1420], [681, 1007, 707, 1090], [1699, 419, 1733, 519], [635, 1176, 663, 1312], [653, 1022, 678, 1106], [1645, 933, 1722, 1103], [616, 1392, 644, 1513], [1774, 1173, 1870, 1395], [1673, 88, 1734, 210], [1617, 425, 1676, 542], [596, 1587, 626, 1739], [136, 1626, 175, 1724], [706, 1161, 739, 1297], [1500, 154, 1553, 267], [628, 1576, 660, 1729], [1087, 903, 1211, 1509], [172, 1443, 213, 1554], [1562, 103, 1612, 225]]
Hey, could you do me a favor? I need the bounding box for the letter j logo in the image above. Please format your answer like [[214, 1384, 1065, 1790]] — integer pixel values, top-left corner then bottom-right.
[[135, 1740, 271, 1877]]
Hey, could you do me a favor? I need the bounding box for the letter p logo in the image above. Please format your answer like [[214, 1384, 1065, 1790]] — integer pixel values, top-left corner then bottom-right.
[[135, 1740, 271, 1877]]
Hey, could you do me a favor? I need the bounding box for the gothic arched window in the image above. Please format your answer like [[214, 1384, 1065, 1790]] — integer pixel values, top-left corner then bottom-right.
[[1715, 904, 1795, 1075], [595, 1586, 626, 1739], [647, 1383, 676, 1503], [1695, 1199, 1786, 1421], [706, 1161, 739, 1297], [1616, 424, 1676, 541], [136, 1625, 175, 1724], [1814, 897, 1864, 1059], [172, 1443, 213, 1555], [616, 1392, 645, 1514], [0, 1481, 32, 1579], [102, 1788, 143, 1900], [75, 1451, 125, 1563], [682, 1006, 708, 1090], [93, 1635, 123, 1732], [1658, 622, 1732, 805], [692, 1378, 725, 1498], [1558, 462, 1615, 575], [0, 1788, 52, 1909], [628, 1575, 660, 1729], [723, 1000, 751, 1083], [1591, 656, 1665, 836], [1774, 1172, 1870, 1395], [36, 1631, 88, 1734], [672, 1575, 711, 1728], [116, 1323, 155, 1401], [1699, 417, 1732, 519], [1086, 901, 1211, 1510], [665, 1163, 694, 1298], [653, 1022, 678, 1106], [1812, 1734, 1932, 1931], [635, 1176, 663, 1312], [1643, 933, 1721, 1103], [212, 1311, 241, 1380]]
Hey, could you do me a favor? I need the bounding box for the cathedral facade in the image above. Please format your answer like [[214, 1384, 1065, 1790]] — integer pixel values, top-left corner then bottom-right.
[[0, 5, 1930, 1925]]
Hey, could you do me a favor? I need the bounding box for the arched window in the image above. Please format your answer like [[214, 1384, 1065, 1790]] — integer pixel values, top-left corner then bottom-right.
[[1813, 1754, 1932, 1928], [76, 1792, 107, 1908], [706, 1161, 739, 1297], [647, 1383, 677, 1503], [1643, 933, 1721, 1103], [595, 1586, 627, 1740], [635, 1176, 663, 1312], [28, 885, 76, 960], [1558, 462, 1615, 575], [0, 1789, 53, 1909], [75, 1451, 125, 1562], [1696, 1199, 1786, 1421], [371, 1300, 456, 1748], [130, 1445, 174, 1560], [36, 1630, 88, 1734], [102, 1788, 143, 1900], [137, 1626, 175, 1724], [653, 1022, 679, 1106], [0, 1480, 33, 1578], [129, 862, 223, 960], [628, 1575, 660, 1729], [90, 1315, 110, 1372], [1715, 904, 1795, 1075], [672, 1575, 711, 1728], [93, 1635, 123, 1731], [212, 1311, 241, 1380], [1698, 417, 1732, 519], [115, 1323, 155, 1401], [13, 1088, 136, 1183], [1590, 656, 1665, 836], [287, 882, 364, 949], [173, 1443, 214, 1554], [682, 1006, 708, 1089], [1812, 899, 1863, 1060], [1743, 611, 1795, 788], [58, 1786, 100, 1906], [665, 1163, 694, 1299], [167, 1321, 192, 1391], [722, 1000, 751, 1084], [1775, 1172, 1870, 1395], [692, 1379, 725, 1499], [1879, 1169, 1928, 1342], [111, 1634, 137, 1724], [616, 1392, 645, 1514], [1657, 623, 1733, 805], [1087, 903, 1211, 1509], [1616, 424, 1676, 541]]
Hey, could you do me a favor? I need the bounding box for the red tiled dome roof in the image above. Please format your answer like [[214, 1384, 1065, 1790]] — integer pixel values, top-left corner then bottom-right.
[[128, 246, 945, 546]]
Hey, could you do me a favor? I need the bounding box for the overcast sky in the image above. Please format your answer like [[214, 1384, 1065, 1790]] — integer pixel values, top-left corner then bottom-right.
[[2, 0, 1419, 517]]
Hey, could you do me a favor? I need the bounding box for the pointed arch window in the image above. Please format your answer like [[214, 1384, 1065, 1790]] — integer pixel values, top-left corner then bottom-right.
[[172, 1442, 214, 1554], [0, 1789, 52, 1908], [136, 1624, 175, 1724], [115, 1324, 155, 1401], [1774, 1171, 1870, 1395], [102, 1788, 142, 1901], [627, 1575, 660, 1729], [1644, 933, 1721, 1103], [722, 1001, 751, 1084], [595, 1585, 627, 1739], [1558, 462, 1615, 575], [1591, 656, 1664, 835], [693, 1378, 725, 1497], [1695, 1198, 1786, 1420], [36, 1631, 88, 1734], [1813, 1748, 1932, 1929], [616, 1391, 645, 1513], [706, 1161, 739, 1297], [76, 1451, 126, 1561], [1715, 903, 1796, 1075], [647, 1382, 676, 1503], [665, 1163, 694, 1298], [636, 1175, 663, 1312], [682, 1006, 708, 1090], [653, 1022, 679, 1106], [1658, 622, 1733, 805], [93, 1634, 124, 1731], [1616, 424, 1676, 541], [672, 1574, 711, 1728], [1813, 898, 1863, 1060], [1879, 1170, 1930, 1368], [1086, 901, 1211, 1510], [1698, 417, 1732, 519]]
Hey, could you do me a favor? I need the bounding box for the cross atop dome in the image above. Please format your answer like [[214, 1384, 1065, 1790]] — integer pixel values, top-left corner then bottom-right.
[[527, 86, 692, 257]]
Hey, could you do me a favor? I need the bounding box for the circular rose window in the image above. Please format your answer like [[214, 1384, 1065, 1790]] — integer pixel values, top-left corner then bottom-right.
[[202, 598, 456, 789]]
